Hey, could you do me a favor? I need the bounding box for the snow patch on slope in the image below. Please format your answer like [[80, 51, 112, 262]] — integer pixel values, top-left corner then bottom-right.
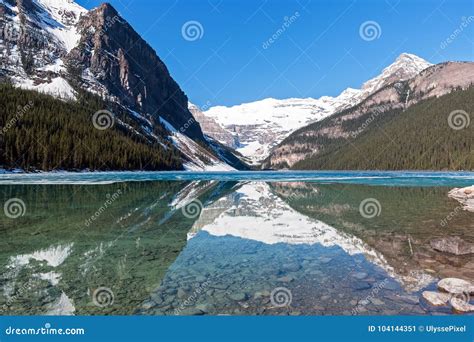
[[34, 0, 87, 52], [15, 76, 77, 100], [159, 117, 235, 171]]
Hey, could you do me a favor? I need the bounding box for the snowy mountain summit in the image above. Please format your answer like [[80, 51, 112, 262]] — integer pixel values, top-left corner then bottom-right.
[[199, 53, 432, 164]]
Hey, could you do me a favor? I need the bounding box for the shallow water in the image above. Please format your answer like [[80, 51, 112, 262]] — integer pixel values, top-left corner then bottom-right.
[[0, 172, 473, 315]]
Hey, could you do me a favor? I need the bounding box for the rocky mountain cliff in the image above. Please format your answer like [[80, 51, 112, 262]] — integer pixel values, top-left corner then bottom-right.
[[67, 3, 203, 140], [188, 102, 237, 148], [0, 0, 245, 170]]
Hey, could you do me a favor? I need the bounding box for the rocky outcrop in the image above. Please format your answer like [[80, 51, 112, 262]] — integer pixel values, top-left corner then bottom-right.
[[437, 278, 474, 295], [422, 279, 474, 313], [448, 186, 474, 212], [188, 103, 237, 147], [421, 291, 450, 306], [450, 297, 474, 313], [430, 236, 474, 255], [408, 62, 474, 106]]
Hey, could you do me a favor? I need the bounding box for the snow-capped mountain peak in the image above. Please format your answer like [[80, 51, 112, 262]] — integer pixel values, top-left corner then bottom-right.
[[199, 53, 432, 164], [361, 53, 432, 95]]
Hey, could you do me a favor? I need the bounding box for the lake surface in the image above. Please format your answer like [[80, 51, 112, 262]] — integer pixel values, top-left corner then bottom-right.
[[0, 172, 473, 315]]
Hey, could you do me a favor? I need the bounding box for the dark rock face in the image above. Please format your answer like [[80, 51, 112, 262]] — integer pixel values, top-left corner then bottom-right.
[[189, 103, 239, 148], [66, 4, 204, 140]]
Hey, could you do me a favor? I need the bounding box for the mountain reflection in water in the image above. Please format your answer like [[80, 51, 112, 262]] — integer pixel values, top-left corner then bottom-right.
[[1, 179, 472, 315]]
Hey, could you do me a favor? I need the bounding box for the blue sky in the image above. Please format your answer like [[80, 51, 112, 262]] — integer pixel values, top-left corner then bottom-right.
[[76, 0, 474, 107]]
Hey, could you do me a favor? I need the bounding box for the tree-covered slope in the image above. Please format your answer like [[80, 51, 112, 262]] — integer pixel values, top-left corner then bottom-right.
[[265, 61, 474, 171], [0, 84, 183, 171], [293, 86, 474, 170]]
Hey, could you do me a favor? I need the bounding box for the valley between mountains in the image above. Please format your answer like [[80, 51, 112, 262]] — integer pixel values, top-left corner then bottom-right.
[[1, 0, 473, 172]]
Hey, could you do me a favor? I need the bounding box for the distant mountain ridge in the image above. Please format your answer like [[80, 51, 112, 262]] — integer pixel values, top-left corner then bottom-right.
[[197, 53, 432, 164], [265, 61, 474, 170]]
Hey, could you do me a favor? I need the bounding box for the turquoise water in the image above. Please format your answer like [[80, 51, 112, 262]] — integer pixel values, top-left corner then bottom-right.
[[0, 172, 473, 315], [1, 171, 474, 186]]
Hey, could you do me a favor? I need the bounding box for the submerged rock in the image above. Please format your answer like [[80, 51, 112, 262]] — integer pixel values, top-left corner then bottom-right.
[[195, 303, 211, 313], [254, 290, 271, 299], [383, 281, 399, 291], [438, 278, 474, 295], [177, 289, 188, 299], [370, 298, 385, 306], [398, 295, 419, 305], [282, 263, 301, 272], [319, 257, 332, 264], [210, 283, 229, 290], [228, 292, 248, 301], [351, 281, 372, 291], [421, 291, 451, 306], [179, 307, 205, 315], [277, 275, 295, 283], [430, 236, 474, 255], [351, 272, 368, 280]]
